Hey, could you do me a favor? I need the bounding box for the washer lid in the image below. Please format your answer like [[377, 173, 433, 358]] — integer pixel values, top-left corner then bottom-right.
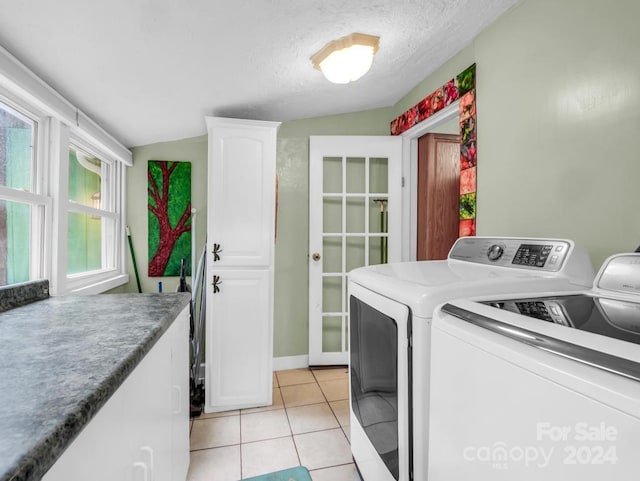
[[481, 294, 640, 346]]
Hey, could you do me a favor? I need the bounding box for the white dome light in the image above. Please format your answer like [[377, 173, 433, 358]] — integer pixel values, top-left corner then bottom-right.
[[311, 33, 380, 84]]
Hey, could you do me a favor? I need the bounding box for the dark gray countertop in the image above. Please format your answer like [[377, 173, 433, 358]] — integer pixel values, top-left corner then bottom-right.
[[0, 293, 191, 481]]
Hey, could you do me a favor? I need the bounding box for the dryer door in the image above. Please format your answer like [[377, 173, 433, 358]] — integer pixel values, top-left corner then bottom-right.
[[348, 282, 411, 481]]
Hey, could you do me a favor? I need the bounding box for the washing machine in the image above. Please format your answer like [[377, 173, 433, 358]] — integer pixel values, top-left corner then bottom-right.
[[347, 237, 595, 481], [429, 253, 640, 480]]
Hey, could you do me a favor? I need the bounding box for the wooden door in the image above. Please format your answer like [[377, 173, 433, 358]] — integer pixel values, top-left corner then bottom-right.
[[416, 133, 460, 260]]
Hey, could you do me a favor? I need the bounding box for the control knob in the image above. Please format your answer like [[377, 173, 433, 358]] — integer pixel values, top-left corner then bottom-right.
[[487, 244, 504, 261]]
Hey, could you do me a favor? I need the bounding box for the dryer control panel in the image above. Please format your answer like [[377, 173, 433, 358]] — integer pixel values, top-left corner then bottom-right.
[[448, 237, 572, 271]]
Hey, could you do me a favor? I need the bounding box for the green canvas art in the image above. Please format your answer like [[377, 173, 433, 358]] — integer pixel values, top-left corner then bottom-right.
[[147, 160, 192, 277]]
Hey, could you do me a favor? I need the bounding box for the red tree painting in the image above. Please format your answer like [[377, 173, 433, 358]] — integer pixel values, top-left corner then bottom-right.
[[148, 160, 191, 276]]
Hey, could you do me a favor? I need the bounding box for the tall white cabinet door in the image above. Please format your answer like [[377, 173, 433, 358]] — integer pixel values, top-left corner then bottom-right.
[[206, 269, 273, 411], [205, 117, 280, 413], [206, 117, 278, 267]]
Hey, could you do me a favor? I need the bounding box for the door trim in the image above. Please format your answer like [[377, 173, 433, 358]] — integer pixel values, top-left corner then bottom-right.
[[400, 101, 459, 261]]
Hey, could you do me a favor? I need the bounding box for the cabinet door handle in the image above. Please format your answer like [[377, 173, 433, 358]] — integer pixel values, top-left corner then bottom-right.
[[173, 385, 182, 414], [140, 446, 154, 480], [212, 275, 222, 293], [212, 243, 222, 262], [133, 462, 149, 481]]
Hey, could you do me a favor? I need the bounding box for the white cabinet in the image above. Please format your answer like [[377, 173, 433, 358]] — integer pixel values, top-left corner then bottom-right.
[[171, 312, 190, 481], [42, 307, 190, 481], [205, 117, 280, 412], [207, 270, 271, 408]]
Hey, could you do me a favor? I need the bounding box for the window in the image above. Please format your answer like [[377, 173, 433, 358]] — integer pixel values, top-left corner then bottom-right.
[[56, 137, 127, 294], [68, 145, 114, 275], [0, 99, 48, 287], [0, 48, 131, 294]]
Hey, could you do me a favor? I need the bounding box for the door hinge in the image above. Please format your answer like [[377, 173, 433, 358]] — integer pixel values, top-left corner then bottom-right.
[[401, 176, 405, 187]]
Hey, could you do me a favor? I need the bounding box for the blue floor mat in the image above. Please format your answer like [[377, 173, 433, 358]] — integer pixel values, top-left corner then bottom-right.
[[241, 466, 312, 481]]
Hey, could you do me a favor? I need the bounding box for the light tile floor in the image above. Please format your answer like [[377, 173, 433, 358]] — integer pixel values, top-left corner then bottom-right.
[[187, 367, 360, 481]]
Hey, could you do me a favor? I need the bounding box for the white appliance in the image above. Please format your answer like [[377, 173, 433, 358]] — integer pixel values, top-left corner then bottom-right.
[[429, 253, 640, 480], [348, 237, 595, 481]]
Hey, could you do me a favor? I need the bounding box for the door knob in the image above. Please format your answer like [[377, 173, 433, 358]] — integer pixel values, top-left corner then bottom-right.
[[312, 252, 321, 261]]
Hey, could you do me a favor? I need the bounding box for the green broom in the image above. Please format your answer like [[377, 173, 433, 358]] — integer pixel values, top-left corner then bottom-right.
[[126, 225, 142, 293]]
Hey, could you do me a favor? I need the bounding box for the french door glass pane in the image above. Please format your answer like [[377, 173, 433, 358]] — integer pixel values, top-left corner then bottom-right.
[[322, 236, 342, 273], [67, 212, 102, 274], [323, 197, 341, 233], [346, 157, 365, 193], [322, 157, 342, 193], [346, 197, 365, 233], [369, 237, 385, 266], [0, 200, 31, 286], [322, 276, 342, 312], [369, 200, 387, 233], [322, 316, 343, 352], [0, 102, 34, 191], [346, 236, 366, 272], [369, 157, 388, 193]]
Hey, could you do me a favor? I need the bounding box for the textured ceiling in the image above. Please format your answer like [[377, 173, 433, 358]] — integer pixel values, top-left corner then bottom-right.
[[0, 0, 519, 147]]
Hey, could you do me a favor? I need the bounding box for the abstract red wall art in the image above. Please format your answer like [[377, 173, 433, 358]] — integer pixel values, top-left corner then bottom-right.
[[148, 160, 192, 277], [391, 64, 477, 237]]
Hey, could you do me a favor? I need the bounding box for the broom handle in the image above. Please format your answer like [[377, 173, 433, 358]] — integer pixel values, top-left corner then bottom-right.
[[126, 225, 142, 293]]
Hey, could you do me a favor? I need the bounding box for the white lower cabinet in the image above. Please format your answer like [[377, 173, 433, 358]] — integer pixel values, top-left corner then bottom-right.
[[171, 309, 190, 481], [205, 269, 273, 411], [43, 307, 190, 481]]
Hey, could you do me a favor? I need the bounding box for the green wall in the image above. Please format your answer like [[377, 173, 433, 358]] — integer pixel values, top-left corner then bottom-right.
[[473, 0, 640, 266], [110, 135, 208, 294], [394, 0, 640, 267], [114, 0, 640, 358]]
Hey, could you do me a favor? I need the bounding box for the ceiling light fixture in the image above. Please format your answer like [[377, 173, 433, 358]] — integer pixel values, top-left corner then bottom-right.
[[311, 33, 380, 84]]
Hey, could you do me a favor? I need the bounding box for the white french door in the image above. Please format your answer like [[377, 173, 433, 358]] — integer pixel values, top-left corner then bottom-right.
[[309, 136, 403, 365]]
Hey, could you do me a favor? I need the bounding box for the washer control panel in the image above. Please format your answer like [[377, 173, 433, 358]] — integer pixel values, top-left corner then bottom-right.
[[449, 237, 571, 271]]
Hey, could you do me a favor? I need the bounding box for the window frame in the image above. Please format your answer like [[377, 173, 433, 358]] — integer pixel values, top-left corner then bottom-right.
[[0, 46, 131, 295], [65, 138, 126, 292], [49, 123, 128, 295], [0, 92, 51, 285]]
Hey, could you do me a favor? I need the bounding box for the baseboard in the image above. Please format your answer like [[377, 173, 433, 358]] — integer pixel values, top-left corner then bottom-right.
[[196, 355, 310, 382], [272, 354, 309, 371]]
